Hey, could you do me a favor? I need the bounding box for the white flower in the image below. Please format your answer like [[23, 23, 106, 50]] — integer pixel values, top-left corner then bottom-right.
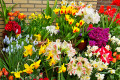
[[92, 12, 100, 24], [95, 73, 105, 80], [76, 8, 84, 16], [69, 1, 76, 6], [91, 46, 98, 51], [105, 45, 110, 51], [109, 69, 115, 74], [78, 1, 85, 6], [61, 0, 68, 6], [116, 47, 120, 52], [89, 52, 92, 57], [110, 36, 116, 41], [46, 25, 58, 35], [117, 40, 120, 46]]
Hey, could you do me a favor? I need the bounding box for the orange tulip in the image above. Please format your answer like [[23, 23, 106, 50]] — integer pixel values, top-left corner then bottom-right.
[[9, 17, 14, 20], [4, 71, 9, 76], [9, 75, 14, 80], [0, 71, 3, 77], [13, 12, 18, 17], [15, 11, 20, 14], [112, 58, 117, 63], [113, 52, 117, 56], [116, 54, 120, 60], [2, 68, 6, 73], [8, 12, 13, 16]]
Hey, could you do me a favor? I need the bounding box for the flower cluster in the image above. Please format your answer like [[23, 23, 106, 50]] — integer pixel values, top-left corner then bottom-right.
[[99, 5, 120, 25], [5, 21, 21, 34], [8, 11, 26, 20], [88, 27, 109, 47], [111, 0, 120, 6], [29, 12, 42, 20], [46, 25, 59, 35], [45, 39, 76, 66], [76, 3, 100, 24], [67, 57, 93, 80]]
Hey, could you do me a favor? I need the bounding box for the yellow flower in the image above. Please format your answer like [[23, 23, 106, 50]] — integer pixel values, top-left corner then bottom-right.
[[60, 9, 65, 14], [38, 14, 42, 19], [46, 38, 51, 46], [72, 9, 76, 16], [79, 20, 85, 27], [65, 15, 70, 21], [61, 6, 66, 9], [39, 45, 46, 55], [72, 26, 80, 33], [58, 63, 66, 73], [56, 26, 59, 30], [45, 15, 51, 19], [53, 8, 60, 14], [28, 16, 32, 19], [56, 23, 58, 26], [49, 58, 56, 66], [31, 13, 35, 17], [32, 60, 41, 69], [34, 34, 41, 41], [81, 40, 84, 43], [47, 51, 53, 60], [68, 18, 74, 25], [76, 23, 79, 27], [23, 45, 33, 57], [11, 71, 22, 78], [23, 64, 34, 74]]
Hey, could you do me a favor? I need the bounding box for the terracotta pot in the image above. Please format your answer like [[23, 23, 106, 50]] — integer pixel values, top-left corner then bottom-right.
[[77, 40, 88, 51]]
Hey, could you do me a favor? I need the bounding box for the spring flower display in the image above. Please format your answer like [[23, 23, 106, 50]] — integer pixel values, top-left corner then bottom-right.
[[88, 27, 109, 47], [1, 0, 120, 80]]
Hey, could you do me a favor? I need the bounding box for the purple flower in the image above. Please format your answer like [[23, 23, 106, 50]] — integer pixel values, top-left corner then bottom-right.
[[88, 27, 109, 47]]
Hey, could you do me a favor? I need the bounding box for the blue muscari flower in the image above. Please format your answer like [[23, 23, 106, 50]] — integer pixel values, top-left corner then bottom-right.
[[3, 39, 6, 43], [27, 40, 29, 44], [32, 47, 36, 52], [11, 49, 13, 53], [7, 41, 10, 44], [2, 48, 5, 51], [26, 34, 29, 38], [21, 41, 24, 46]]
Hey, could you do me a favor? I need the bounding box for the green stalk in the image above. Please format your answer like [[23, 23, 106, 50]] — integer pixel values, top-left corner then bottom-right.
[[58, 55, 61, 80]]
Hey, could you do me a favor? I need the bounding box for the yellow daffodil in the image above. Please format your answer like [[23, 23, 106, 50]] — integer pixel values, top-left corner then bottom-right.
[[28, 16, 32, 19], [76, 23, 79, 27], [58, 63, 66, 73], [56, 26, 59, 30], [32, 60, 41, 69], [39, 45, 46, 55], [23, 64, 34, 74], [68, 18, 74, 25], [38, 14, 42, 19], [46, 51, 53, 60], [65, 15, 70, 21], [31, 13, 35, 17], [45, 15, 51, 19], [11, 71, 22, 78], [72, 26, 80, 33], [53, 8, 60, 14], [23, 45, 33, 57], [79, 20, 85, 27], [49, 58, 56, 66], [34, 34, 41, 41]]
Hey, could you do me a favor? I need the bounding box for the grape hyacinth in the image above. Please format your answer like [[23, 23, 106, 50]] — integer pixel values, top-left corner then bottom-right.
[[88, 27, 109, 47]]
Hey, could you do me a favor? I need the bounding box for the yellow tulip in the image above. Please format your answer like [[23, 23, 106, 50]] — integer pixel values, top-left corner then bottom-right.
[[72, 26, 80, 33], [53, 8, 60, 14], [79, 20, 85, 27]]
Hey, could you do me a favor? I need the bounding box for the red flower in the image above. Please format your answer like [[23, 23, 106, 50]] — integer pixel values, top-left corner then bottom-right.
[[88, 24, 93, 28], [5, 21, 13, 31], [44, 77, 49, 80], [111, 0, 120, 6], [99, 5, 104, 13], [39, 78, 44, 80], [107, 5, 111, 10], [33, 79, 36, 80], [95, 47, 113, 64]]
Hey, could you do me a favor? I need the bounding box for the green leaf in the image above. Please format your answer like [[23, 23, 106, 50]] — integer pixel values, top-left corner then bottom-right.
[[7, 3, 17, 12], [75, 38, 84, 46]]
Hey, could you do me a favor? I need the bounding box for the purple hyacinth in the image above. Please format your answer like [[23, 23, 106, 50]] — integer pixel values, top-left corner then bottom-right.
[[88, 27, 109, 47]]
